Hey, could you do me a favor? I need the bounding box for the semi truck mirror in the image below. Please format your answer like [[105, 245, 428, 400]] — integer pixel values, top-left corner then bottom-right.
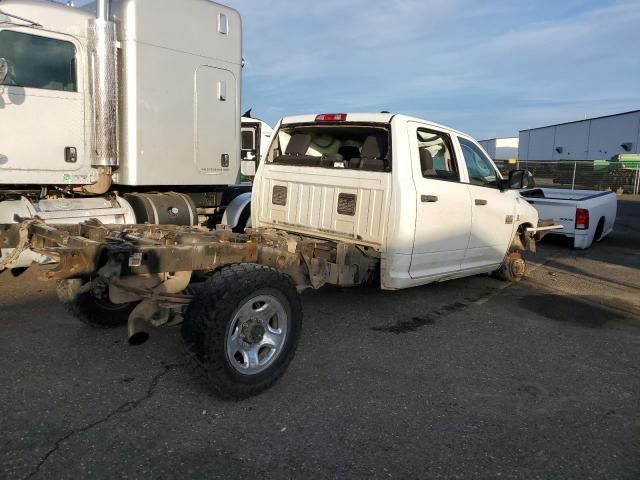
[[0, 58, 8, 84]]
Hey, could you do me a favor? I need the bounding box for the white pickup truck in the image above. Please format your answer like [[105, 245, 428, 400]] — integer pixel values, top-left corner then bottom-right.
[[252, 113, 552, 287], [520, 188, 617, 249], [3, 113, 557, 399]]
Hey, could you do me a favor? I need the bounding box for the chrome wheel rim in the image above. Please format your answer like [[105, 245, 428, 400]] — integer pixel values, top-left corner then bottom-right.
[[225, 294, 288, 375]]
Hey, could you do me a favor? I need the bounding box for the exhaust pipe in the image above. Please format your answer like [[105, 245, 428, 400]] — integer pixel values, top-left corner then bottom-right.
[[127, 300, 158, 346], [88, 0, 118, 167], [128, 316, 150, 346], [125, 272, 192, 345]]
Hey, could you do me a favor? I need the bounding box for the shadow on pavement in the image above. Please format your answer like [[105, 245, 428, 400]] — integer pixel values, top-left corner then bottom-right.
[[517, 292, 629, 329]]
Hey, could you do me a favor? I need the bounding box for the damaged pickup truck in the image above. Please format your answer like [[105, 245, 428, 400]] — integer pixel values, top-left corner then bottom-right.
[[0, 113, 558, 399]]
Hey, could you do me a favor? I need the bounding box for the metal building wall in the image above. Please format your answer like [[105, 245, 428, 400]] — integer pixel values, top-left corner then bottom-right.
[[518, 110, 640, 161]]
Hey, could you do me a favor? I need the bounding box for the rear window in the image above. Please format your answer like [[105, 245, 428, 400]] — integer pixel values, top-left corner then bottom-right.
[[267, 124, 391, 172]]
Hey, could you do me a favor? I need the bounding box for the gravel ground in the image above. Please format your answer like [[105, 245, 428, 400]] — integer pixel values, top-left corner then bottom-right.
[[0, 199, 638, 479]]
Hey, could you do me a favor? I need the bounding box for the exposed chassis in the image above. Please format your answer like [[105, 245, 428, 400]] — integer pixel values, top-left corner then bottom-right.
[[1, 219, 377, 337]]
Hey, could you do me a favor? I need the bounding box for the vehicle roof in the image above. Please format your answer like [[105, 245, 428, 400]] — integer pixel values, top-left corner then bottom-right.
[[279, 113, 470, 138], [0, 0, 93, 36]]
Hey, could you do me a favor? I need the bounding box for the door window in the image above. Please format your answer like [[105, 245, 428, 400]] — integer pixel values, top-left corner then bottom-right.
[[0, 30, 77, 92], [242, 129, 256, 150], [459, 137, 499, 188], [416, 129, 459, 181]]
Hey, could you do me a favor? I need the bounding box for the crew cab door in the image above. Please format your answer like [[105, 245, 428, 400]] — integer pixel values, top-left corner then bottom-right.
[[456, 136, 516, 269], [409, 123, 472, 278], [0, 29, 86, 178]]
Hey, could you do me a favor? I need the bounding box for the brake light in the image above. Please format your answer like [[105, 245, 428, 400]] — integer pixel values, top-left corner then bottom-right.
[[575, 208, 589, 230], [315, 113, 347, 122]]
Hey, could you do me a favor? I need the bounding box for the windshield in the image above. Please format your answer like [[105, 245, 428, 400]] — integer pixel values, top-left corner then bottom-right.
[[267, 124, 391, 172]]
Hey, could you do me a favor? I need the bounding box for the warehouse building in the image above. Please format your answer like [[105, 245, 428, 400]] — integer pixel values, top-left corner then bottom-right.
[[518, 110, 640, 161], [479, 137, 519, 161]]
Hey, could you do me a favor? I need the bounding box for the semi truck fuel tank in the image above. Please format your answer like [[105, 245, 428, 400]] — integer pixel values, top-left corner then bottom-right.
[[0, 195, 137, 270], [122, 192, 198, 227]]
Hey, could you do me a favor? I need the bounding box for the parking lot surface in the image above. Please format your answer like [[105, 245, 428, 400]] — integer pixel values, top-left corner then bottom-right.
[[1, 199, 639, 479]]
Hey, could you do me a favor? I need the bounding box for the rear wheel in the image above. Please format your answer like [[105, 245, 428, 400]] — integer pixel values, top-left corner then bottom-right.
[[494, 251, 526, 282], [57, 279, 136, 328], [182, 264, 302, 400]]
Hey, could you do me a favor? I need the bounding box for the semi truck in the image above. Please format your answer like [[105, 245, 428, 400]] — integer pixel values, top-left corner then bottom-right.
[[0, 0, 269, 270], [1, 112, 559, 399]]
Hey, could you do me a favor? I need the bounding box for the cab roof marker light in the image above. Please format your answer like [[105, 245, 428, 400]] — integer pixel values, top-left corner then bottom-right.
[[315, 113, 347, 122]]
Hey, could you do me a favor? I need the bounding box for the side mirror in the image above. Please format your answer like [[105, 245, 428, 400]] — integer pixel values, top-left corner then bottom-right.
[[0, 58, 8, 84], [505, 169, 535, 190]]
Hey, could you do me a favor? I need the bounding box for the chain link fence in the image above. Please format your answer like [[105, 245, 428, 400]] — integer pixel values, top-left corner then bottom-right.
[[494, 160, 640, 195]]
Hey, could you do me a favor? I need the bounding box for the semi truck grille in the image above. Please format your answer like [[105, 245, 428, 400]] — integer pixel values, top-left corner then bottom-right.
[[337, 193, 357, 216], [272, 185, 288, 206]]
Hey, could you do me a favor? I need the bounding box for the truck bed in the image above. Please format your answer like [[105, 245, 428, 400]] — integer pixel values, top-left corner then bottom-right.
[[520, 189, 617, 249]]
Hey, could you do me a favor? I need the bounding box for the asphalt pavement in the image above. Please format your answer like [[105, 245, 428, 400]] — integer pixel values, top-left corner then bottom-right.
[[1, 199, 638, 479]]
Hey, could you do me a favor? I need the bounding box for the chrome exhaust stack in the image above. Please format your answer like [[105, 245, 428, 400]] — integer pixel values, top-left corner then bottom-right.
[[88, 0, 118, 167]]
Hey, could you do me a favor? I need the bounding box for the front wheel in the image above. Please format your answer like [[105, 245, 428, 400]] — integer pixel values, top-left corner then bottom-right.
[[182, 264, 302, 400], [493, 251, 526, 282]]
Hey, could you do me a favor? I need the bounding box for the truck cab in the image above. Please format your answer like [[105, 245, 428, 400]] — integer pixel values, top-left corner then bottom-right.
[[252, 113, 542, 289], [0, 0, 269, 270]]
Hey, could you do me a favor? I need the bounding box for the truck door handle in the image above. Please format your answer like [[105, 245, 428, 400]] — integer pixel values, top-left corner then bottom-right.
[[475, 199, 488, 206], [421, 195, 438, 203]]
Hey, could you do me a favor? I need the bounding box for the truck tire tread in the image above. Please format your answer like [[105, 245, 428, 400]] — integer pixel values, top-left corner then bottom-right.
[[182, 263, 302, 400]]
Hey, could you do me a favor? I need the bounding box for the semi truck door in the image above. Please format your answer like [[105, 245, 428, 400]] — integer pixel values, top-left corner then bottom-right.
[[0, 29, 85, 178], [409, 124, 472, 279], [457, 137, 516, 269], [195, 66, 237, 176]]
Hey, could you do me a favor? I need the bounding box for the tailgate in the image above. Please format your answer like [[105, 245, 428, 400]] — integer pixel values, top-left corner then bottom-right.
[[522, 197, 578, 235]]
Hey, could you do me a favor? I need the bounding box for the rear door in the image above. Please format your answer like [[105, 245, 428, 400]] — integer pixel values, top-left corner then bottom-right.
[[409, 123, 472, 278], [0, 29, 85, 176], [456, 136, 516, 269]]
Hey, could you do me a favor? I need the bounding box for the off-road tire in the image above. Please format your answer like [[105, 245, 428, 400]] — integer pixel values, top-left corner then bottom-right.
[[182, 264, 302, 400], [57, 279, 136, 328], [494, 251, 526, 283]]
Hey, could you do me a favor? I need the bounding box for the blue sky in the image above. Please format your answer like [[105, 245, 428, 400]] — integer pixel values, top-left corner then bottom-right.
[[74, 0, 639, 140]]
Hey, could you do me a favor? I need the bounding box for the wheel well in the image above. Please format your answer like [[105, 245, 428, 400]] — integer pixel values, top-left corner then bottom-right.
[[511, 222, 534, 251], [594, 217, 605, 240]]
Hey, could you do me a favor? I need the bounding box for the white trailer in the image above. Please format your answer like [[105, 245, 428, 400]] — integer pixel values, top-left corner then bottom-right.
[[0, 0, 268, 269]]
